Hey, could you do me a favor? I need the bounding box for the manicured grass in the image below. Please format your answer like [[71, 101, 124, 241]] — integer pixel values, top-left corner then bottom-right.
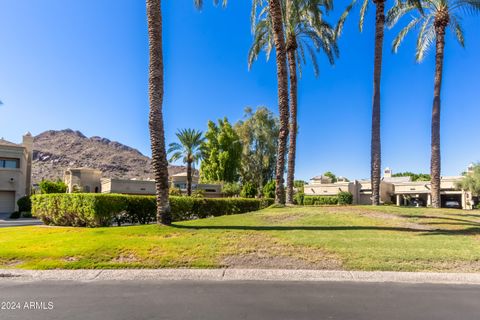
[[0, 206, 479, 271]]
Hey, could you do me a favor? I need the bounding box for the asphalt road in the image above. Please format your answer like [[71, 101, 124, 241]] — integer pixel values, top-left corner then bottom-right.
[[0, 280, 479, 320]]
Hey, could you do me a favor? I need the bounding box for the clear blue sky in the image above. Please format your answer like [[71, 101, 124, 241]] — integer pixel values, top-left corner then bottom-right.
[[0, 1, 479, 181]]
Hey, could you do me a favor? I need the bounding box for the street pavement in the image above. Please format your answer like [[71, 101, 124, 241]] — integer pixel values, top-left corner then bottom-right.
[[0, 280, 479, 320]]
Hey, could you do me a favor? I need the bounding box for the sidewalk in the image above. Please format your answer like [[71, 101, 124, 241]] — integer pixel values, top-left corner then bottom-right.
[[2, 269, 480, 285]]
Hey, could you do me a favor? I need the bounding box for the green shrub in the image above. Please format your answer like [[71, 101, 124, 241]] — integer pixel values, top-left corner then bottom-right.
[[31, 194, 274, 227], [293, 192, 304, 205], [39, 180, 68, 194], [191, 189, 205, 198], [222, 182, 241, 197], [32, 194, 127, 227], [241, 182, 257, 198], [303, 195, 338, 206], [21, 212, 32, 218], [169, 187, 183, 196], [9, 211, 20, 219], [338, 192, 353, 205], [262, 181, 276, 198], [17, 196, 32, 212]]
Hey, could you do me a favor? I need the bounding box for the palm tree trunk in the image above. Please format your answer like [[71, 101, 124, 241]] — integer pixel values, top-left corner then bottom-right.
[[431, 26, 446, 208], [286, 38, 298, 205], [147, 0, 171, 225], [269, 0, 290, 205], [187, 160, 193, 196], [370, 0, 385, 206]]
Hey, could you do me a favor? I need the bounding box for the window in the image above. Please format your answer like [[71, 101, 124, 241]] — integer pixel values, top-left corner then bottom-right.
[[0, 158, 20, 169]]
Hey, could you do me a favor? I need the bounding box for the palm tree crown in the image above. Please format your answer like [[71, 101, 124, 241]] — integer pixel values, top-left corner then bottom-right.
[[386, 0, 480, 61], [168, 129, 204, 168], [168, 129, 204, 196], [249, 0, 338, 76]]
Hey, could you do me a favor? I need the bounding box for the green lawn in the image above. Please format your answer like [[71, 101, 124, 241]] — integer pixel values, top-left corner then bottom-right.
[[1, 205, 479, 272]]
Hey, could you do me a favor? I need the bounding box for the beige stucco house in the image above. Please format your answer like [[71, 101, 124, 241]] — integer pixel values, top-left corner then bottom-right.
[[305, 166, 474, 209], [64, 168, 222, 198], [0, 133, 33, 213], [64, 168, 102, 193]]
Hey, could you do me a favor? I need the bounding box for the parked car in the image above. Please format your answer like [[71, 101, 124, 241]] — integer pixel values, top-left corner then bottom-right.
[[444, 200, 461, 209], [409, 198, 425, 207]]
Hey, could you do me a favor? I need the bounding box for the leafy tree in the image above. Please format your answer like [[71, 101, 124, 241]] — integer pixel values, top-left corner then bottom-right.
[[263, 180, 276, 198], [323, 171, 337, 183], [251, 0, 290, 205], [241, 182, 258, 198], [457, 163, 480, 196], [222, 182, 242, 197], [39, 180, 68, 194], [168, 129, 204, 196], [392, 172, 431, 181], [250, 0, 338, 205], [200, 118, 242, 183], [235, 107, 280, 193], [386, 0, 480, 207]]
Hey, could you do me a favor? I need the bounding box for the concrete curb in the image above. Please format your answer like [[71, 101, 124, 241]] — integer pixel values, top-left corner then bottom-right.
[[1, 269, 480, 285]]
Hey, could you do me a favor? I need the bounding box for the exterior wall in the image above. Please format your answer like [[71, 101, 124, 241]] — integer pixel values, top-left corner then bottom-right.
[[101, 178, 156, 195], [64, 168, 102, 193], [197, 184, 222, 198], [170, 174, 200, 190], [0, 135, 32, 212], [101, 178, 222, 198]]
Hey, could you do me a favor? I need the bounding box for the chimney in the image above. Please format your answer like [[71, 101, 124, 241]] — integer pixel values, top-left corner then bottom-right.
[[467, 163, 475, 175], [23, 132, 33, 196], [384, 167, 392, 178]]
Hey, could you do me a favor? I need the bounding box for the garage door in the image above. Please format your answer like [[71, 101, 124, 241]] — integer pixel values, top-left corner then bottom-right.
[[0, 191, 15, 214]]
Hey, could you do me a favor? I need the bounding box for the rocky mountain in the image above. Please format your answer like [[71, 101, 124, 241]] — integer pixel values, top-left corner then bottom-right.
[[32, 129, 186, 183]]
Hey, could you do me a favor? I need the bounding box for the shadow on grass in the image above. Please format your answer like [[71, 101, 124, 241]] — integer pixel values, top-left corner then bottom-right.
[[172, 224, 423, 233], [172, 224, 480, 236], [399, 215, 480, 227]]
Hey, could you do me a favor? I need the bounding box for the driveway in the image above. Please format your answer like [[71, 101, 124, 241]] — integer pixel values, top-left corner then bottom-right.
[[0, 280, 479, 320], [0, 213, 44, 228]]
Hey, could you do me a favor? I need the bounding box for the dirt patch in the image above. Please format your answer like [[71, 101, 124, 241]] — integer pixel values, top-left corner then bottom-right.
[[221, 234, 342, 270], [0, 259, 23, 267], [326, 207, 435, 231], [63, 256, 79, 262], [261, 212, 310, 224], [111, 253, 139, 263], [423, 260, 480, 273]]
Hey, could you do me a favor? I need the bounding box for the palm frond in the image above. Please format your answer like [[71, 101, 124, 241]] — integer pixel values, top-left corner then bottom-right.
[[386, 3, 418, 28], [450, 15, 465, 47], [358, 0, 370, 32], [416, 19, 435, 62], [392, 17, 421, 52], [335, 0, 357, 39]]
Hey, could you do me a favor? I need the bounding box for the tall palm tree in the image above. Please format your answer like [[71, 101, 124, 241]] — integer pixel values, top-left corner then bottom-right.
[[386, 0, 480, 208], [336, 0, 389, 206], [168, 129, 204, 196], [147, 0, 171, 225], [251, 0, 290, 205], [249, 0, 338, 204], [146, 0, 227, 226]]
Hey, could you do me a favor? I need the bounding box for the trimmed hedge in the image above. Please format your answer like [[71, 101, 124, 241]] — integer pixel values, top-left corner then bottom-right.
[[303, 192, 353, 206], [338, 192, 353, 205], [31, 194, 274, 227], [303, 195, 338, 206]]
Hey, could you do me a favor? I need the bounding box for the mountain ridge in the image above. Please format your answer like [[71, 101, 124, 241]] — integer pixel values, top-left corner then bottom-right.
[[32, 129, 186, 183]]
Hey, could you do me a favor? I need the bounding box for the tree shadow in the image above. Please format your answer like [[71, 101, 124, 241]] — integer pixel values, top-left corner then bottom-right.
[[173, 223, 480, 236], [400, 215, 480, 226], [172, 224, 423, 233]]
